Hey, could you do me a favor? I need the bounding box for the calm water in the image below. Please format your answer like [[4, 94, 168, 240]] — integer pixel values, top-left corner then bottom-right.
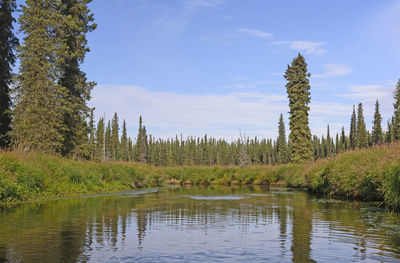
[[1, 186, 400, 263]]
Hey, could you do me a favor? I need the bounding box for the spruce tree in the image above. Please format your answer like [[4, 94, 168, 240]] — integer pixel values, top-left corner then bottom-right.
[[88, 109, 95, 159], [111, 112, 119, 160], [372, 99, 383, 145], [357, 103, 368, 148], [284, 53, 313, 163], [326, 125, 332, 156], [95, 117, 105, 160], [120, 119, 129, 161], [0, 0, 18, 147], [349, 105, 357, 149], [12, 0, 67, 153], [58, 0, 96, 157], [105, 120, 111, 159], [393, 79, 400, 140], [276, 114, 288, 164]]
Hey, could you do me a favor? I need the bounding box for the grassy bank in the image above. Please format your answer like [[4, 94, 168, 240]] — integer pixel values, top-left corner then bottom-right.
[[1, 144, 400, 209]]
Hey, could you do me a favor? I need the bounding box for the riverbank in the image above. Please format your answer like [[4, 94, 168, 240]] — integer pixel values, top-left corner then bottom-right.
[[1, 143, 400, 209]]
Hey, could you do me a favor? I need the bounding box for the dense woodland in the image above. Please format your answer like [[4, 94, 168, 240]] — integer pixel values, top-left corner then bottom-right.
[[1, 0, 400, 167]]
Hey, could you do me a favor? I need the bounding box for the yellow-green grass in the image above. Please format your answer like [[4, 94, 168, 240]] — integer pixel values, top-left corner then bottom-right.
[[1, 143, 400, 210]]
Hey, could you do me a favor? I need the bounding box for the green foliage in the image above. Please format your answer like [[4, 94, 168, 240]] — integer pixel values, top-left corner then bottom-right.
[[357, 103, 368, 148], [0, 0, 18, 148], [394, 79, 400, 140], [372, 100, 383, 145], [284, 54, 313, 163]]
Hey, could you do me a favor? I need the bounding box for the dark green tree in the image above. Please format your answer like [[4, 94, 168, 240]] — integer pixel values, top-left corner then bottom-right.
[[349, 105, 357, 149], [0, 0, 18, 147], [357, 103, 368, 148], [372, 99, 383, 145], [58, 0, 96, 157], [95, 117, 105, 161], [326, 125, 332, 157], [276, 114, 288, 164], [120, 119, 129, 161], [111, 112, 119, 160], [88, 109, 95, 159], [393, 79, 400, 140], [284, 54, 313, 163], [12, 0, 67, 153]]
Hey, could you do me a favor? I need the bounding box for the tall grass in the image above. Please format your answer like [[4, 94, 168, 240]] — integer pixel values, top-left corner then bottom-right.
[[1, 143, 400, 209]]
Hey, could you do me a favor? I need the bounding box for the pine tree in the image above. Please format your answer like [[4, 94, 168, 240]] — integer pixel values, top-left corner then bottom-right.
[[95, 117, 105, 160], [372, 99, 383, 145], [58, 0, 96, 157], [105, 120, 111, 160], [276, 114, 288, 164], [88, 109, 95, 159], [12, 0, 68, 153], [393, 79, 400, 140], [0, 0, 18, 148], [136, 116, 148, 163], [326, 125, 332, 157], [120, 119, 129, 161], [349, 105, 357, 149], [111, 112, 119, 160], [284, 53, 313, 163], [357, 103, 368, 148]]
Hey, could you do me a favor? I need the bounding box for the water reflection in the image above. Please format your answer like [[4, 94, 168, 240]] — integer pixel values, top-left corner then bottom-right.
[[0, 186, 399, 262]]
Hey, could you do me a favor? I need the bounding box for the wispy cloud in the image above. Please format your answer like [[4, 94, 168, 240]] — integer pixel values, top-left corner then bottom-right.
[[274, 41, 327, 55], [312, 64, 353, 78], [237, 28, 272, 38], [183, 0, 228, 9]]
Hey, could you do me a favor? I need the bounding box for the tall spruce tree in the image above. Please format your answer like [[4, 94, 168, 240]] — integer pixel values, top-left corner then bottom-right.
[[276, 114, 288, 164], [284, 54, 313, 163], [95, 117, 105, 160], [12, 0, 68, 153], [88, 109, 95, 159], [372, 99, 383, 145], [393, 79, 400, 140], [120, 119, 129, 161], [0, 0, 18, 148], [357, 103, 368, 148], [111, 112, 119, 160], [349, 105, 357, 149], [326, 125, 332, 157], [58, 0, 96, 157]]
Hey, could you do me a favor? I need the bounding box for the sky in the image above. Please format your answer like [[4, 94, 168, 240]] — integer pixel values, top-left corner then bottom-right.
[[16, 0, 400, 140]]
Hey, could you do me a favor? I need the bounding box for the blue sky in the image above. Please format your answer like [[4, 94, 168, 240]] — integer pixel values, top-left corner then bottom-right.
[[17, 0, 400, 140]]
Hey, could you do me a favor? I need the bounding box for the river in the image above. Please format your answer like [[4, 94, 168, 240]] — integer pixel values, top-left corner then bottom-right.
[[1, 186, 400, 262]]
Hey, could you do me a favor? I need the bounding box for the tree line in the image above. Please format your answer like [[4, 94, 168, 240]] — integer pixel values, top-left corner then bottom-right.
[[1, 1, 400, 166]]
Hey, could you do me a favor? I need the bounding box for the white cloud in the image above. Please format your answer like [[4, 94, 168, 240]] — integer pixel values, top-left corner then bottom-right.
[[183, 0, 228, 9], [237, 28, 272, 38], [90, 85, 288, 139], [312, 64, 353, 78], [274, 41, 327, 55], [89, 85, 390, 139]]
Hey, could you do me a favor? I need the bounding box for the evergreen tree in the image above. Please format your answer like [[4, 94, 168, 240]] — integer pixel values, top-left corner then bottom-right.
[[349, 105, 357, 149], [120, 119, 129, 161], [88, 109, 95, 159], [357, 103, 368, 148], [136, 116, 148, 163], [58, 0, 96, 157], [386, 119, 395, 143], [105, 120, 111, 160], [111, 112, 119, 160], [284, 53, 313, 163], [276, 114, 288, 164], [12, 0, 67, 153], [326, 125, 332, 157], [393, 79, 400, 140], [95, 117, 105, 160], [0, 0, 18, 147], [372, 99, 383, 145]]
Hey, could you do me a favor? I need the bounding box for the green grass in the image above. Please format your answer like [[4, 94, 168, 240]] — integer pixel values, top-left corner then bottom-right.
[[1, 143, 400, 210]]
